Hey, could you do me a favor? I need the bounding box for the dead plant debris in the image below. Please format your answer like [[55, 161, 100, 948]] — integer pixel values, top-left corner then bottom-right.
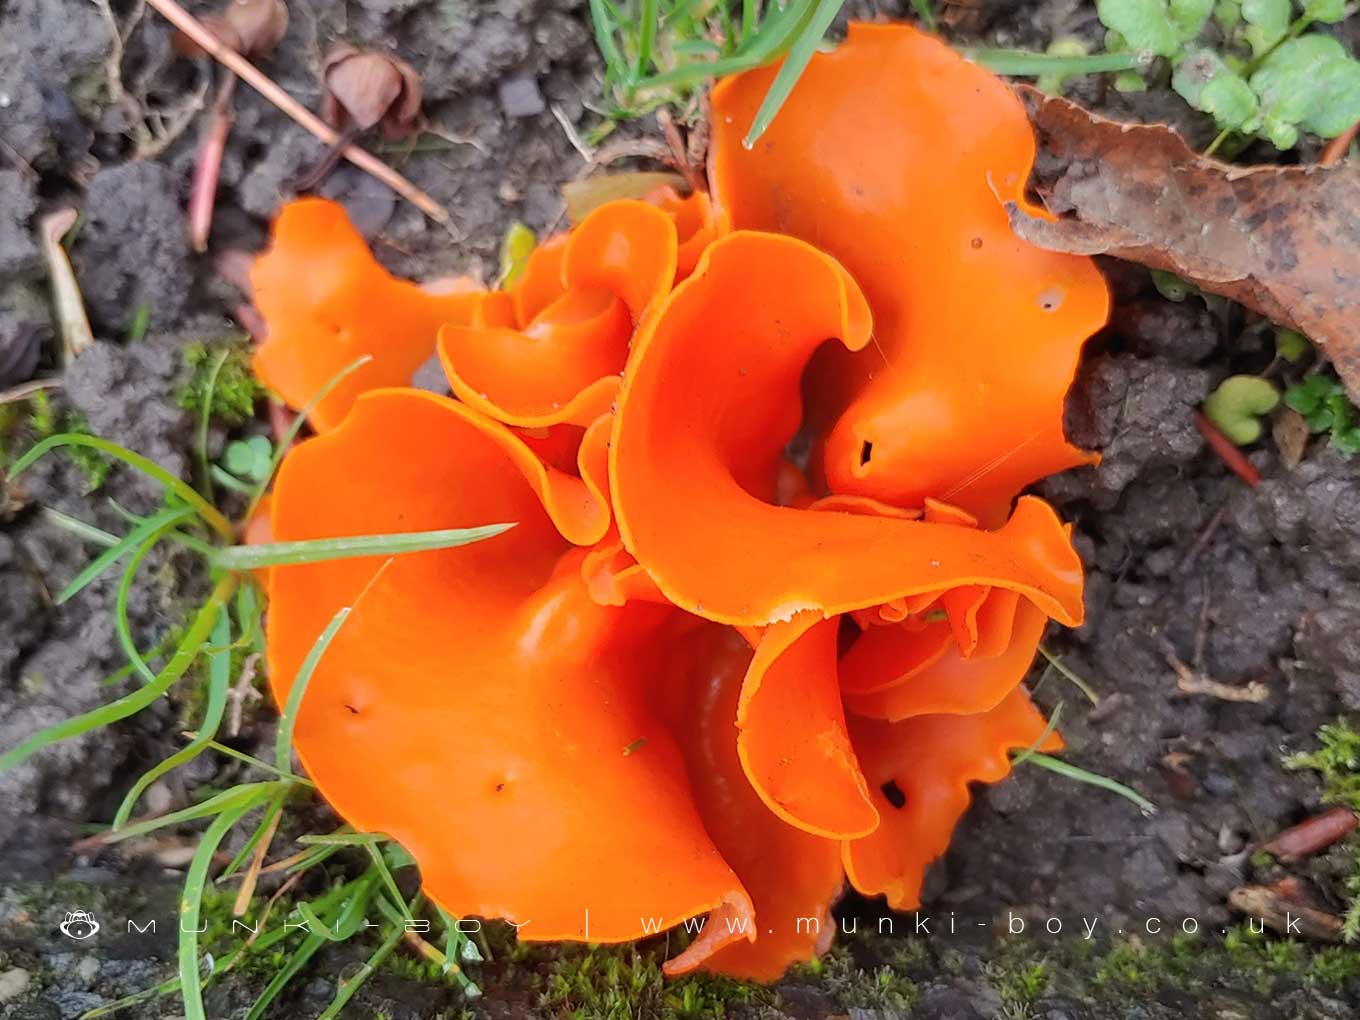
[[1009, 87, 1360, 402]]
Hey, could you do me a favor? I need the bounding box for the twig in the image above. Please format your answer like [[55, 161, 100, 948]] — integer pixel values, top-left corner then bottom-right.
[[1164, 645, 1269, 703], [1178, 503, 1227, 574], [1320, 119, 1360, 166], [1194, 411, 1261, 487], [39, 210, 95, 362], [1228, 885, 1344, 942], [1261, 807, 1359, 863], [550, 103, 593, 161], [140, 0, 449, 223], [233, 798, 281, 916], [226, 652, 262, 737], [188, 73, 239, 252], [0, 378, 63, 406]]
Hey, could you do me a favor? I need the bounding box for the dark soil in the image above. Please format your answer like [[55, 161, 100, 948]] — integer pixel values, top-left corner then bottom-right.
[[2, 1, 1359, 1018]]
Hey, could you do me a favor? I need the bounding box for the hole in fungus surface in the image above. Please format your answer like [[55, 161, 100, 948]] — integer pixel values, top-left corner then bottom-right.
[[343, 703, 360, 715], [970, 237, 983, 250], [1037, 286, 1066, 313], [880, 779, 907, 809], [859, 439, 874, 467]]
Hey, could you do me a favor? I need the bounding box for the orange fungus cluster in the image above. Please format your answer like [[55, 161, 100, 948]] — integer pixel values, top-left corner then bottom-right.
[[250, 24, 1108, 981]]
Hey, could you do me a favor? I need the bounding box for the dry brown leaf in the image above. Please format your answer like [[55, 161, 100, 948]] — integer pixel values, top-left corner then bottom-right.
[[1272, 406, 1311, 469], [1008, 87, 1360, 402], [1228, 885, 1344, 942]]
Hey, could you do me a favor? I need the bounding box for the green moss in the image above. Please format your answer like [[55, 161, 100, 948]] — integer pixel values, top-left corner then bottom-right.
[[21, 391, 111, 491], [1286, 718, 1360, 939], [802, 937, 921, 1014], [1093, 938, 1160, 995], [536, 944, 771, 1020], [177, 341, 263, 427]]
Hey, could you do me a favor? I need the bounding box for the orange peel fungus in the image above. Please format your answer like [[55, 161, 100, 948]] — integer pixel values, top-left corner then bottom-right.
[[251, 22, 1107, 982]]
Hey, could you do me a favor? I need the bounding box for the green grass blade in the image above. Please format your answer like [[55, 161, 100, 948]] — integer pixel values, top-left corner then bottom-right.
[[315, 915, 406, 1019], [196, 347, 231, 500], [179, 788, 272, 1020], [1037, 645, 1100, 705], [214, 523, 514, 571], [115, 507, 200, 683], [245, 354, 374, 522], [297, 871, 377, 941], [275, 607, 351, 775], [640, 0, 810, 88], [588, 0, 627, 77], [274, 558, 401, 776], [960, 48, 1145, 76], [58, 504, 196, 606], [1018, 752, 1157, 815], [105, 781, 280, 844], [112, 603, 234, 828], [220, 786, 288, 879], [0, 575, 239, 773], [11, 433, 234, 540], [77, 976, 182, 1018], [1010, 701, 1063, 768], [193, 737, 314, 787], [910, 0, 936, 29], [41, 507, 120, 547], [633, 0, 659, 79], [742, 0, 843, 147], [366, 842, 409, 915], [244, 877, 377, 1020], [209, 464, 256, 495]]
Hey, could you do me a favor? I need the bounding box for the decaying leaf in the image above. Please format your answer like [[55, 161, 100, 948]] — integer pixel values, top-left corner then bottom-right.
[[1008, 87, 1360, 402]]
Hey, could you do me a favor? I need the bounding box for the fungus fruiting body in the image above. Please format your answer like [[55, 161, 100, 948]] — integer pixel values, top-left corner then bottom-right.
[[251, 23, 1108, 981]]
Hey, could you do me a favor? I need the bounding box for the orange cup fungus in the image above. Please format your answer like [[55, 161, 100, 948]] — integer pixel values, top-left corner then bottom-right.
[[250, 23, 1107, 982]]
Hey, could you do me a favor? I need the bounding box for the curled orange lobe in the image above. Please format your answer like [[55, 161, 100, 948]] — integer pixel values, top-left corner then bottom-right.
[[266, 389, 752, 943], [251, 198, 482, 432], [438, 200, 679, 429], [610, 231, 1085, 629], [844, 689, 1062, 911], [710, 22, 1109, 523]]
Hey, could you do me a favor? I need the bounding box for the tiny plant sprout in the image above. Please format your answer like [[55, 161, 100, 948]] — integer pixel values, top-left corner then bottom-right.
[[1203, 374, 1281, 445], [1275, 327, 1310, 364]]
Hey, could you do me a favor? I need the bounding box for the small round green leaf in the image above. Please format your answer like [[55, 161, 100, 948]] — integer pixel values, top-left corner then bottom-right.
[[1204, 374, 1281, 445]]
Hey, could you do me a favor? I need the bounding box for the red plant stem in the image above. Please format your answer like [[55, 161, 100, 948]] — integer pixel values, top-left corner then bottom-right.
[[1320, 119, 1360, 167], [1194, 411, 1261, 487], [143, 0, 449, 223], [1262, 806, 1359, 863], [188, 72, 238, 253]]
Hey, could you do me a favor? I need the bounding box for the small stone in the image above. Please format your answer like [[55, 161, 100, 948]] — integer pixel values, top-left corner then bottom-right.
[[0, 967, 32, 1002], [75, 956, 99, 986], [498, 76, 546, 118]]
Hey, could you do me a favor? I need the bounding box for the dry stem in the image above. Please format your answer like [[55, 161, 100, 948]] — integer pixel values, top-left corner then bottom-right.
[[142, 0, 449, 222]]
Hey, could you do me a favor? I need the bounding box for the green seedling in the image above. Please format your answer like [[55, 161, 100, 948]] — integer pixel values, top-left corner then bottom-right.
[[1285, 371, 1360, 455], [1097, 0, 1360, 152], [497, 221, 537, 288], [1203, 374, 1281, 444]]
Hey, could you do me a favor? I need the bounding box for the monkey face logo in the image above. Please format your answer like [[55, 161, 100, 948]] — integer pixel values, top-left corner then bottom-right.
[[59, 910, 100, 940]]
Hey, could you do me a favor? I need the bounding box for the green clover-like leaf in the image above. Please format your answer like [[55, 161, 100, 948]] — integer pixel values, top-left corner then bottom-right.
[[1274, 328, 1311, 364], [223, 434, 274, 483], [1173, 48, 1260, 130], [1204, 374, 1281, 444], [1251, 36, 1360, 149], [1303, 0, 1348, 24], [1097, 0, 1211, 57], [1241, 0, 1291, 57]]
